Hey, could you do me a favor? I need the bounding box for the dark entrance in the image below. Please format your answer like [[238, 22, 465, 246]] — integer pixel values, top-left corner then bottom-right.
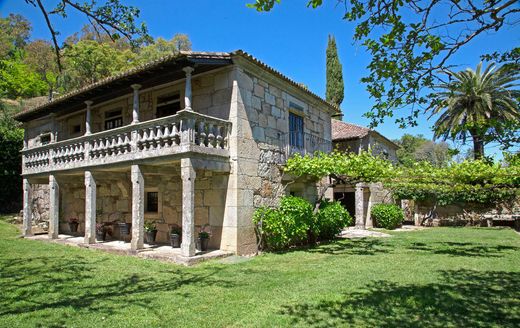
[[334, 192, 356, 225]]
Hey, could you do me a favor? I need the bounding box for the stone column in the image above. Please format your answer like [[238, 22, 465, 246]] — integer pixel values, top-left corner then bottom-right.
[[85, 100, 93, 135], [84, 171, 96, 244], [365, 186, 374, 228], [131, 165, 144, 251], [355, 183, 366, 229], [131, 84, 141, 124], [22, 178, 32, 237], [48, 175, 60, 239], [413, 202, 421, 226], [181, 157, 196, 257], [183, 67, 194, 111]]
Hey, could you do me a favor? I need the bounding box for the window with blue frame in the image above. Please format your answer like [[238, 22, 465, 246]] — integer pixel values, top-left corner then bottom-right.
[[289, 112, 304, 148]]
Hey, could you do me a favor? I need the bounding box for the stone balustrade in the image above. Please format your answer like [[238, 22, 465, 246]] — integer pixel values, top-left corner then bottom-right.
[[22, 110, 231, 175]]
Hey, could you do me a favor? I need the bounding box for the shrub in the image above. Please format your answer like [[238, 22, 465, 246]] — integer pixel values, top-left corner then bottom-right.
[[371, 204, 404, 230], [253, 196, 313, 250], [315, 200, 352, 240]]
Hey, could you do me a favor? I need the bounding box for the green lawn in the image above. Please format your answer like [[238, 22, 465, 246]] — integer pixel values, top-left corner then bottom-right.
[[0, 220, 519, 328]]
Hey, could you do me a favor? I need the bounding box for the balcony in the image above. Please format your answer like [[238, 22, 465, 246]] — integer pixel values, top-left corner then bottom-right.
[[22, 110, 231, 175]]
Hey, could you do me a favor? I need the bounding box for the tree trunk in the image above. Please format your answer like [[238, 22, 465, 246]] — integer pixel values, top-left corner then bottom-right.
[[471, 133, 485, 160]]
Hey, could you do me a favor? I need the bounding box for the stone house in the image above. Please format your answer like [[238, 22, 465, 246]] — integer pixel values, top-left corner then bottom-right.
[[329, 119, 399, 228], [16, 51, 337, 258]]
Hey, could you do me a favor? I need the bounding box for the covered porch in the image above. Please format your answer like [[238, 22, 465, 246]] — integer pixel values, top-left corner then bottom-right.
[[22, 154, 231, 260]]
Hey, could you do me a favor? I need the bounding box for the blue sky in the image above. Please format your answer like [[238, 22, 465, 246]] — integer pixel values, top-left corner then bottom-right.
[[1, 0, 518, 156]]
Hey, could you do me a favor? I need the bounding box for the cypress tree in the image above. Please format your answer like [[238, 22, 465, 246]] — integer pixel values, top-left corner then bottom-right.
[[326, 34, 344, 107]]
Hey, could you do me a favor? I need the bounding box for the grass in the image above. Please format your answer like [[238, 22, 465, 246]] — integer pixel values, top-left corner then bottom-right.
[[0, 219, 519, 328]]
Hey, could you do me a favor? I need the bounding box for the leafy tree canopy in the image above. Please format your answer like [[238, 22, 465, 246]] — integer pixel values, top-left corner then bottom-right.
[[248, 0, 519, 129], [429, 62, 520, 159], [24, 0, 151, 70], [394, 134, 456, 167]]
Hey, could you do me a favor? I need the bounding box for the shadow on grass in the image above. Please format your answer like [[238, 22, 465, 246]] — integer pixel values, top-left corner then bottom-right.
[[270, 238, 394, 256], [0, 253, 237, 323], [280, 269, 520, 327], [308, 238, 393, 256], [409, 241, 519, 257]]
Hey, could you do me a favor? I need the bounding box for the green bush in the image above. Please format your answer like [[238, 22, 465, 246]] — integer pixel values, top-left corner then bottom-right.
[[315, 200, 352, 240], [253, 196, 313, 250], [371, 204, 404, 230]]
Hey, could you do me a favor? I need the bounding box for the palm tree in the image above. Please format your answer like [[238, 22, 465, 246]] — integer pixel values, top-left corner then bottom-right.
[[429, 62, 519, 159]]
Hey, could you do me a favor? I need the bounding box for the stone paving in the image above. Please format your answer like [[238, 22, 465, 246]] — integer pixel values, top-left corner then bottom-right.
[[26, 234, 232, 266], [339, 227, 392, 238]]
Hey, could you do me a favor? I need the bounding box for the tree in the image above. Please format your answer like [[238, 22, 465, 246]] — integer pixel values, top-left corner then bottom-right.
[[61, 40, 135, 90], [135, 34, 192, 64], [248, 1, 519, 128], [326, 34, 344, 107], [23, 40, 59, 100], [0, 57, 47, 99], [0, 100, 23, 213], [23, 0, 151, 70], [429, 62, 519, 159], [394, 134, 455, 167], [0, 14, 31, 58]]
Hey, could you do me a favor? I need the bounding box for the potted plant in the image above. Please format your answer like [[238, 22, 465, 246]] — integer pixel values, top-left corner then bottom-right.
[[198, 225, 211, 251], [67, 218, 79, 233], [144, 221, 157, 244], [95, 223, 106, 241], [170, 224, 182, 248]]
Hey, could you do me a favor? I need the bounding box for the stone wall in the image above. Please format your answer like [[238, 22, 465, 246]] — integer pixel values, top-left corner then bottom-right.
[[414, 200, 519, 227], [221, 62, 335, 254]]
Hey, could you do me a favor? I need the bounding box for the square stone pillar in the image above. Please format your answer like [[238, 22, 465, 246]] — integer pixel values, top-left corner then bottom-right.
[[365, 185, 374, 228], [131, 165, 144, 251], [355, 183, 366, 229], [49, 175, 60, 239], [84, 171, 96, 244], [22, 178, 32, 237], [181, 158, 196, 257]]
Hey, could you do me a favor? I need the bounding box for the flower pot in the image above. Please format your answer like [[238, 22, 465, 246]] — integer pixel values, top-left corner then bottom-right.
[[198, 237, 209, 251], [170, 233, 181, 248], [96, 230, 106, 241], [118, 222, 130, 236], [68, 222, 79, 233], [145, 230, 157, 244]]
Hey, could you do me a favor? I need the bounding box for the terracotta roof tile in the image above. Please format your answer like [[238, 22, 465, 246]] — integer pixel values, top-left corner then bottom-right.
[[332, 119, 370, 140], [15, 50, 340, 121]]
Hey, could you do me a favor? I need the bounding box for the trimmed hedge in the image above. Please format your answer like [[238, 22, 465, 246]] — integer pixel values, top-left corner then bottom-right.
[[371, 203, 404, 230]]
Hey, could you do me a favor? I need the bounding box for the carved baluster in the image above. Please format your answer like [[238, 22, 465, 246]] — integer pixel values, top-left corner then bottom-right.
[[116, 134, 124, 154], [155, 126, 163, 149], [197, 121, 206, 146], [124, 133, 131, 152], [163, 124, 170, 147], [147, 127, 155, 149], [171, 122, 180, 145], [109, 136, 117, 155], [207, 124, 216, 148], [216, 125, 224, 149]]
